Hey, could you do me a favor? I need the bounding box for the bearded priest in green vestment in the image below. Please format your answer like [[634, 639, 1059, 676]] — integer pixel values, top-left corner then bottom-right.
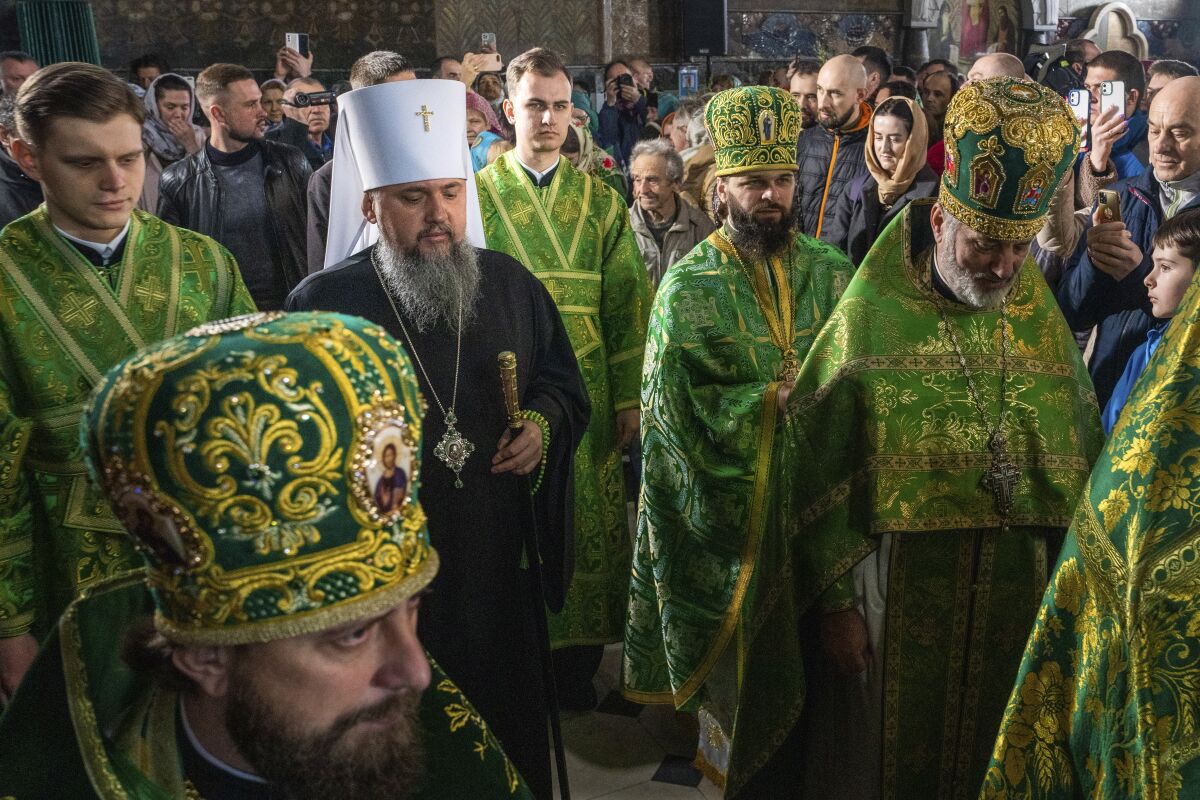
[[734, 78, 1101, 800], [476, 48, 652, 700], [0, 312, 534, 800], [981, 226, 1200, 798], [0, 63, 255, 703], [622, 84, 855, 792]]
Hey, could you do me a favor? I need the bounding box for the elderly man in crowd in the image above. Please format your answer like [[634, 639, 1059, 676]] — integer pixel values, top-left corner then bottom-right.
[[1057, 76, 1200, 409], [266, 76, 334, 170], [628, 138, 714, 286], [0, 312, 535, 800]]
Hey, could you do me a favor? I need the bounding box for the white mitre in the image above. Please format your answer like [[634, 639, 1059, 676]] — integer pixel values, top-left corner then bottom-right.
[[324, 79, 487, 268]]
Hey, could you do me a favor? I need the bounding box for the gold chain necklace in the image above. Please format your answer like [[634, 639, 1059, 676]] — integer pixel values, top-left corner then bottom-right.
[[938, 302, 1018, 527], [717, 229, 799, 381], [372, 253, 474, 488]]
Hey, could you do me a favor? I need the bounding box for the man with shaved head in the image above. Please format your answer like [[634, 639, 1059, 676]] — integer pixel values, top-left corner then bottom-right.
[[1058, 76, 1200, 407], [794, 54, 871, 237], [966, 52, 1025, 83]]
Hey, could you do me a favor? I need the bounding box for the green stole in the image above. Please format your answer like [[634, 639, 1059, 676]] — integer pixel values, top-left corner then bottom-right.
[[983, 242, 1200, 798], [622, 231, 853, 703], [0, 207, 254, 638], [0, 573, 533, 799], [477, 151, 652, 647], [709, 200, 1101, 797]]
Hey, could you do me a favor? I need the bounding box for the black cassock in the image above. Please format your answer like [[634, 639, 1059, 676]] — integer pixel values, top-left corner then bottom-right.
[[287, 246, 589, 798]]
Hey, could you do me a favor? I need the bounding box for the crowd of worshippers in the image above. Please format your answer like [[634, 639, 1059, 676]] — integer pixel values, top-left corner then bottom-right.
[[0, 28, 1199, 800]]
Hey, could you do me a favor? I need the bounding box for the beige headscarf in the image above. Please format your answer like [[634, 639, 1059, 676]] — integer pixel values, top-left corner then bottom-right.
[[865, 96, 929, 207]]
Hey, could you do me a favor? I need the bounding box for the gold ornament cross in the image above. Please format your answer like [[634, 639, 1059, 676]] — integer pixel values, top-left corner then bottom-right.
[[415, 105, 435, 132]]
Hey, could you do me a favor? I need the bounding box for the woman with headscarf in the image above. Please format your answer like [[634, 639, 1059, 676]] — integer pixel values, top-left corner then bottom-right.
[[820, 96, 938, 266], [559, 118, 626, 197], [570, 88, 599, 137], [466, 89, 508, 171], [138, 73, 205, 212]]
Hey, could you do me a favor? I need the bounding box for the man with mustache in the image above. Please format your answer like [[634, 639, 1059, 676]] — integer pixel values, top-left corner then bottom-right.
[[0, 312, 535, 799], [476, 48, 652, 714], [286, 78, 589, 800], [765, 78, 1102, 799], [623, 85, 854, 795], [794, 54, 872, 239]]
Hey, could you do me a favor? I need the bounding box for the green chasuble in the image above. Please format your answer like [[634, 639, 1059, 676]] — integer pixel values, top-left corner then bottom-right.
[[621, 229, 853, 745], [0, 207, 255, 640], [0, 573, 534, 799], [727, 200, 1101, 799], [981, 255, 1200, 799], [477, 152, 652, 646]]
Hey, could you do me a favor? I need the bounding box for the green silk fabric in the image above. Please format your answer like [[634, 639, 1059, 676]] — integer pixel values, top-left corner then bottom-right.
[[982, 256, 1200, 799], [622, 230, 853, 707], [477, 152, 652, 647], [734, 200, 1099, 797], [0, 573, 533, 799], [0, 207, 255, 640]]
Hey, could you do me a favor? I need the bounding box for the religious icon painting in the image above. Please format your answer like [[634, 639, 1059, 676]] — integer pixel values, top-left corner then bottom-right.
[[116, 487, 195, 573], [758, 109, 777, 145], [351, 402, 419, 525], [1014, 163, 1054, 215], [970, 139, 1005, 210]]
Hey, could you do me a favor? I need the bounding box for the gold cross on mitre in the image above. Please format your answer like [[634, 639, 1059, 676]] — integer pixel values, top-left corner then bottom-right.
[[415, 104, 435, 132]]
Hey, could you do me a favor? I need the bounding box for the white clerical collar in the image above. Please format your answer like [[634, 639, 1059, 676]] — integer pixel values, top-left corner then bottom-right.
[[515, 154, 559, 183], [53, 220, 131, 261], [179, 698, 268, 785]]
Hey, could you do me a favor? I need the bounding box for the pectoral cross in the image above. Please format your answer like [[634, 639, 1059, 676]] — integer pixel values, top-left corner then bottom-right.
[[415, 105, 435, 132], [982, 433, 1019, 518]]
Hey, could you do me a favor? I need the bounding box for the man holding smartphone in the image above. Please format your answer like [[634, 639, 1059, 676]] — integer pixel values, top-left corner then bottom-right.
[[1082, 50, 1148, 183], [1056, 76, 1200, 408]]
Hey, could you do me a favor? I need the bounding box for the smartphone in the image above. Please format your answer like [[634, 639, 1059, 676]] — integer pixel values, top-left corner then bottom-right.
[[481, 32, 496, 51], [1067, 88, 1090, 152], [1100, 80, 1126, 119], [1098, 189, 1122, 223], [285, 32, 310, 59], [478, 52, 502, 72], [678, 66, 699, 97]]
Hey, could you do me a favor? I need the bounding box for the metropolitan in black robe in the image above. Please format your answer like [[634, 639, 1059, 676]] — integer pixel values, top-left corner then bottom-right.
[[286, 246, 589, 799]]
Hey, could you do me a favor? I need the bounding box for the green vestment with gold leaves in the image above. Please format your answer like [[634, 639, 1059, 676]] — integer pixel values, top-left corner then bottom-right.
[[477, 152, 652, 647], [620, 227, 853, 755], [718, 201, 1100, 799], [0, 573, 534, 799], [0, 207, 255, 641], [981, 255, 1200, 800]]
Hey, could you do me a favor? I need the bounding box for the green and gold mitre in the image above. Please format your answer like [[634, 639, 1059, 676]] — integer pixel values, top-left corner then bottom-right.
[[82, 311, 436, 646], [705, 85, 802, 176], [940, 76, 1080, 240]]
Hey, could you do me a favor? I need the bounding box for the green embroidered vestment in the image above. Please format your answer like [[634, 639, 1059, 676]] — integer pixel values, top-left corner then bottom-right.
[[982, 240, 1200, 800], [621, 229, 852, 710], [477, 152, 652, 647], [0, 207, 255, 639], [728, 201, 1102, 798]]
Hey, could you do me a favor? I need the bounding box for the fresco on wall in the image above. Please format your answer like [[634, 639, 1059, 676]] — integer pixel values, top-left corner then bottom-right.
[[729, 12, 899, 60], [927, 0, 1020, 69]]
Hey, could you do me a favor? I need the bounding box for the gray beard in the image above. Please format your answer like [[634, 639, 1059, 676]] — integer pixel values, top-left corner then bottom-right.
[[374, 238, 481, 334], [935, 238, 1010, 312]]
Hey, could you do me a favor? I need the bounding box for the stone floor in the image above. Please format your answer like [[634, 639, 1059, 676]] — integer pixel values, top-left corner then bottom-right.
[[549, 644, 723, 800]]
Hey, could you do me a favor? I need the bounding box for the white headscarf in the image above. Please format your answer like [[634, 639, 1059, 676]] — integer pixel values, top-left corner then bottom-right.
[[324, 79, 486, 268], [141, 73, 202, 163]]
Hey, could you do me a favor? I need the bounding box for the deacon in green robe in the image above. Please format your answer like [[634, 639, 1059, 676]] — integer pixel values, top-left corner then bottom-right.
[[476, 50, 652, 679], [0, 68, 254, 699], [980, 234, 1200, 799], [0, 312, 533, 800], [621, 84, 853, 791], [722, 78, 1101, 799]]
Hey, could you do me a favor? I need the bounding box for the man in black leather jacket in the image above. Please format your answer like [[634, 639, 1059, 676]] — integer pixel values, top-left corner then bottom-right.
[[158, 63, 311, 310]]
